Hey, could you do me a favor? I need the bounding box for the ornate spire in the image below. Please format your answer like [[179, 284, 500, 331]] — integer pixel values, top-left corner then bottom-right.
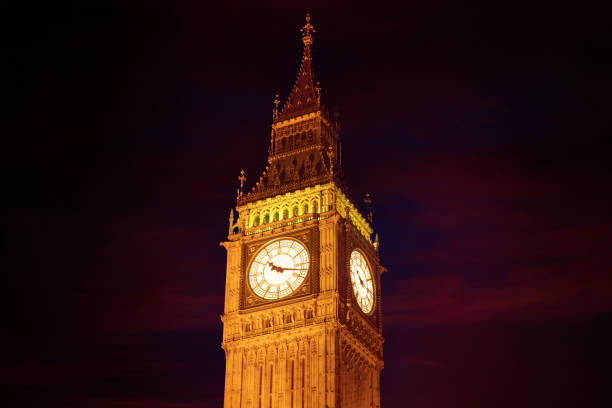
[[273, 92, 280, 119], [238, 13, 344, 205], [228, 208, 234, 235], [277, 14, 321, 121], [364, 192, 373, 224], [326, 145, 335, 176], [237, 169, 246, 202]]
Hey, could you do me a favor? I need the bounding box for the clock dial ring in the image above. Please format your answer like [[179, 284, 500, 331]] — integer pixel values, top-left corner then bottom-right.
[[248, 238, 310, 300], [349, 249, 375, 314]]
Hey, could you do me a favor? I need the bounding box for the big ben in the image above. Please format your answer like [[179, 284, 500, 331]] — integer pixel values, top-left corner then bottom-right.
[[220, 14, 385, 408]]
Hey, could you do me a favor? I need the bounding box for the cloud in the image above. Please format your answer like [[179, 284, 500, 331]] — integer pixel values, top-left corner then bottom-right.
[[375, 146, 612, 326], [384, 247, 612, 326], [62, 212, 228, 335], [396, 356, 446, 369], [90, 289, 224, 334]]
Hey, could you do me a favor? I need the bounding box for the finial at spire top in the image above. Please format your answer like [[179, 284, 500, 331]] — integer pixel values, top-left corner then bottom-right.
[[237, 169, 246, 201], [276, 13, 320, 121], [273, 92, 280, 119], [301, 13, 315, 49]]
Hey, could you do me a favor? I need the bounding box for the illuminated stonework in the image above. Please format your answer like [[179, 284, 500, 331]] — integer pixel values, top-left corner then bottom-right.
[[238, 183, 373, 242], [220, 14, 385, 408]]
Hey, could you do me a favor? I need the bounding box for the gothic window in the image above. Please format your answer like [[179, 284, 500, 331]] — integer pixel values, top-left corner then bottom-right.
[[273, 212, 280, 222], [283, 209, 289, 220], [293, 206, 299, 217], [263, 213, 270, 224], [303, 204, 309, 214], [253, 216, 260, 227]]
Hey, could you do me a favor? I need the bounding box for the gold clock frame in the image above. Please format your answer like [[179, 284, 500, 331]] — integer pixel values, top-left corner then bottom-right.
[[240, 228, 319, 310], [349, 247, 376, 316]]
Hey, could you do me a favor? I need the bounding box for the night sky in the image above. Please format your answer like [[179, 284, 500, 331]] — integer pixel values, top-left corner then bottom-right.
[[4, 1, 612, 407]]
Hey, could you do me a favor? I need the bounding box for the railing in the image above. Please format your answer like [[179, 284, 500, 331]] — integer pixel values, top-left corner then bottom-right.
[[244, 213, 333, 236], [243, 211, 373, 248]]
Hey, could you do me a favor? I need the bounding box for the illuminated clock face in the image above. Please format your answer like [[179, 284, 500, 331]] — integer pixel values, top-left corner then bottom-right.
[[349, 250, 375, 314], [249, 239, 310, 300]]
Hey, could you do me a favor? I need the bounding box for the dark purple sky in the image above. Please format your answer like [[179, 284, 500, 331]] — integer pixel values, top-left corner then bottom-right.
[[4, 1, 612, 407]]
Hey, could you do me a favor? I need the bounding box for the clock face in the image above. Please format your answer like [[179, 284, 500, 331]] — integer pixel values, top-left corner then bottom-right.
[[249, 239, 310, 300], [349, 250, 375, 314]]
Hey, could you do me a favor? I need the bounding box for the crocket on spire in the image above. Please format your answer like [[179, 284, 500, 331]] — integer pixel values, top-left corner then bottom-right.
[[277, 13, 321, 121]]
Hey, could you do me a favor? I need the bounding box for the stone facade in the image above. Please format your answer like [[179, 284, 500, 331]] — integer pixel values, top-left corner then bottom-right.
[[220, 15, 384, 408]]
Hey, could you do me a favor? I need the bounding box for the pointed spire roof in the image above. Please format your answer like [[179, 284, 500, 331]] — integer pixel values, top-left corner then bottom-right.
[[276, 14, 322, 122]]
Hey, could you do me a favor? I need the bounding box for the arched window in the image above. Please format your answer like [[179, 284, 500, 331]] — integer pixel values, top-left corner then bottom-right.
[[253, 216, 260, 227], [293, 206, 299, 217], [273, 212, 279, 222], [283, 209, 289, 220], [263, 214, 270, 224], [303, 204, 309, 214]]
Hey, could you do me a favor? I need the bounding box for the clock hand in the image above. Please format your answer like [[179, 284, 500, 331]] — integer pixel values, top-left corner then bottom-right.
[[268, 262, 284, 273]]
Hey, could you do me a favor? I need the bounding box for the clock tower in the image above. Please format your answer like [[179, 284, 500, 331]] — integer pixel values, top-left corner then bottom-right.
[[220, 14, 385, 408]]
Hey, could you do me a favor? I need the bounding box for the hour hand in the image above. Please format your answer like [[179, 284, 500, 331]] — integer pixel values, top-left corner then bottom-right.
[[268, 262, 284, 273]]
